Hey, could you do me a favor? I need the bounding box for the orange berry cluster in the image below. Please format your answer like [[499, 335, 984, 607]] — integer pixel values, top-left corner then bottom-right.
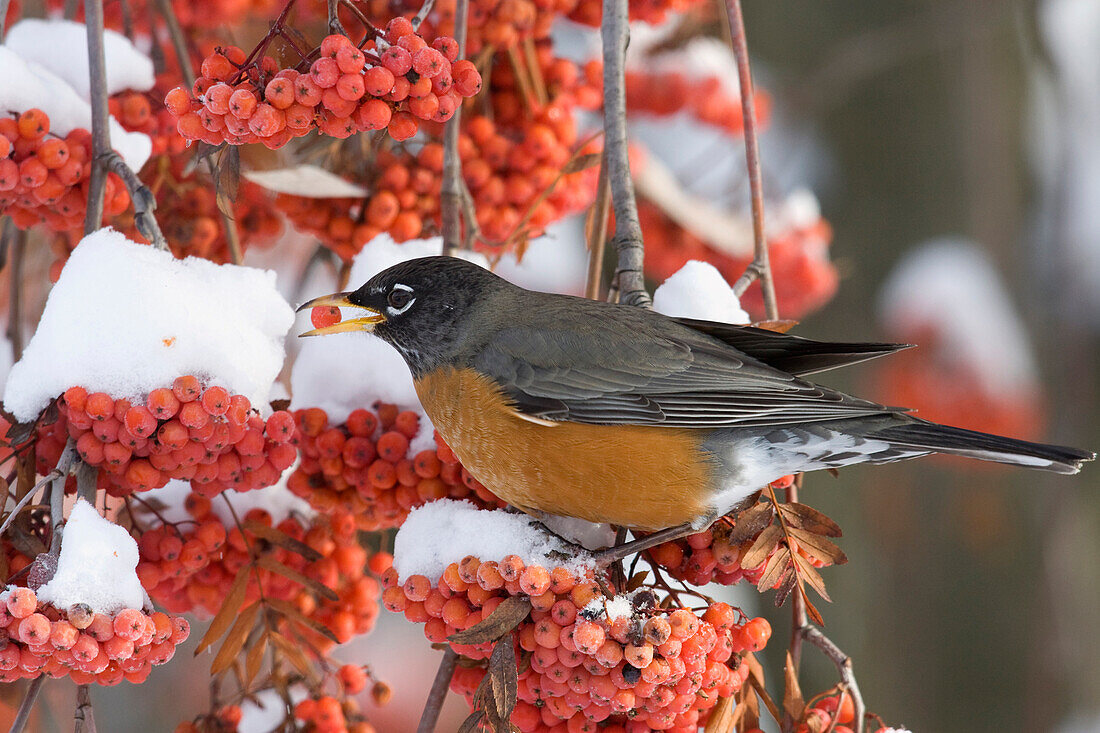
[[34, 379, 296, 498], [382, 556, 769, 732], [0, 586, 190, 686], [0, 109, 130, 232], [288, 405, 503, 530], [137, 498, 382, 650], [166, 23, 482, 148], [789, 691, 857, 733], [111, 89, 189, 158], [625, 71, 772, 138], [276, 102, 596, 259], [640, 203, 839, 320], [293, 693, 378, 733]]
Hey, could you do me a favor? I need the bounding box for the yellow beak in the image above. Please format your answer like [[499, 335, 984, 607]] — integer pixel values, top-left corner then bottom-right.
[[296, 292, 386, 337]]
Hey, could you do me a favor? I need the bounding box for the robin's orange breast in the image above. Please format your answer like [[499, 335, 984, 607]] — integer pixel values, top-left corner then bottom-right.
[[414, 367, 715, 530]]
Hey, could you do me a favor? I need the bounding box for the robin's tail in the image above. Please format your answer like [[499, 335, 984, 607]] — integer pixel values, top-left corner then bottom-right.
[[871, 419, 1095, 475]]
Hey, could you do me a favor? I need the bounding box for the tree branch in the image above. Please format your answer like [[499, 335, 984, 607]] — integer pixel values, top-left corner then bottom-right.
[[74, 685, 97, 733], [4, 223, 25, 360], [801, 625, 865, 733], [787, 476, 808, 674], [600, 0, 650, 308], [102, 153, 169, 250], [8, 676, 44, 733], [440, 0, 468, 256], [724, 0, 779, 320], [415, 647, 457, 733], [83, 0, 112, 235]]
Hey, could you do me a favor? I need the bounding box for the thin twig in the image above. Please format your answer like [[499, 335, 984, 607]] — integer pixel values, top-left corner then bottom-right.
[[440, 0, 469, 256], [49, 440, 78, 555], [4, 224, 24, 360], [584, 153, 611, 300], [410, 0, 436, 30], [802, 625, 865, 733], [74, 685, 97, 733], [415, 647, 458, 733], [0, 468, 65, 538], [724, 0, 779, 320], [152, 0, 240, 262], [83, 0, 112, 235], [600, 0, 651, 308], [326, 0, 347, 35], [0, 0, 12, 41], [787, 475, 807, 674], [8, 676, 45, 733], [102, 153, 169, 250], [75, 460, 98, 506]]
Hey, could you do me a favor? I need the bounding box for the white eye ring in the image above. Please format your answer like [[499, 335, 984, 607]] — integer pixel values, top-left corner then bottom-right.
[[386, 284, 415, 315]]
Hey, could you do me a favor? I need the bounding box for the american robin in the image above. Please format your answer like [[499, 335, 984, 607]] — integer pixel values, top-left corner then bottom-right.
[[299, 256, 1094, 549]]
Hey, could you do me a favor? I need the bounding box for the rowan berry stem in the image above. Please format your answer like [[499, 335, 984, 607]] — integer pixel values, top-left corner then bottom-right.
[[411, 0, 437, 31], [8, 676, 44, 733], [584, 152, 611, 300], [83, 0, 112, 236], [801, 625, 865, 733], [49, 439, 78, 555], [724, 0, 780, 321], [440, 0, 469, 256], [600, 0, 651, 308], [415, 647, 457, 733], [787, 476, 807, 674], [74, 684, 98, 733], [4, 223, 25, 361]]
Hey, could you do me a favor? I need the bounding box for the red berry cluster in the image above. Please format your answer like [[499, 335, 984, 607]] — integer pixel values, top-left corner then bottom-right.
[[789, 690, 857, 733], [293, 694, 379, 733], [625, 70, 772, 138], [0, 109, 130, 232], [0, 586, 190, 685], [288, 404, 503, 530], [166, 23, 482, 148], [640, 203, 839, 320], [137, 499, 382, 650], [111, 89, 189, 158], [382, 555, 769, 731], [276, 102, 596, 259], [34, 378, 296, 498]]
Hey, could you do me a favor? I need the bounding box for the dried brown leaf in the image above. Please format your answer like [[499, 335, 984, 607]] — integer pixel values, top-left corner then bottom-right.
[[243, 521, 323, 561], [703, 695, 736, 733], [728, 501, 775, 543], [744, 655, 782, 724], [740, 524, 782, 570], [803, 593, 824, 625], [757, 546, 790, 593], [265, 598, 341, 644], [448, 596, 531, 645], [782, 652, 805, 721], [256, 555, 339, 601], [245, 631, 268, 687], [778, 503, 843, 537], [561, 153, 601, 175], [773, 567, 797, 607], [792, 553, 832, 603], [751, 319, 799, 333], [268, 631, 314, 678], [211, 601, 259, 675], [787, 527, 847, 567], [488, 637, 518, 725], [196, 563, 250, 655], [626, 571, 650, 592], [457, 712, 484, 733]]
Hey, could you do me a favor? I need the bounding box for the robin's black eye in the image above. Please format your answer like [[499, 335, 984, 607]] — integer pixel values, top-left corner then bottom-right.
[[387, 288, 413, 310]]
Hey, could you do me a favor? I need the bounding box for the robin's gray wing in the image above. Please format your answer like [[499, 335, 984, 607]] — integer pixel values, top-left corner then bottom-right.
[[671, 318, 912, 376], [468, 303, 903, 429]]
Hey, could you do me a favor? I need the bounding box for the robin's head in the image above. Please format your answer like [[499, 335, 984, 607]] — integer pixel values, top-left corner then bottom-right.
[[298, 256, 505, 375]]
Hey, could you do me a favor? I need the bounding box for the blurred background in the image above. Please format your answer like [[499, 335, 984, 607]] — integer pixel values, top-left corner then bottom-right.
[[4, 0, 1100, 731]]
